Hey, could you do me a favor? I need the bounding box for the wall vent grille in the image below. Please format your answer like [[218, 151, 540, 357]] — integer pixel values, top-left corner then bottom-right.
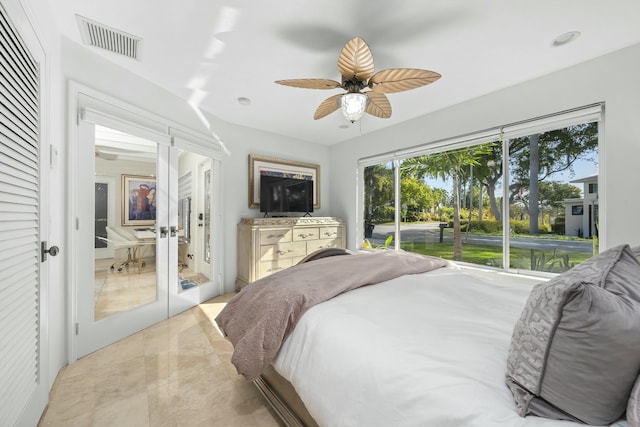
[[76, 15, 142, 60]]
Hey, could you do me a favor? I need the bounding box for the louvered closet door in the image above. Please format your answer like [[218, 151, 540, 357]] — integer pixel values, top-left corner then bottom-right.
[[0, 3, 44, 425]]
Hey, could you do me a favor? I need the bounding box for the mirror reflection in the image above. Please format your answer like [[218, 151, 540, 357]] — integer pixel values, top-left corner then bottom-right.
[[93, 126, 215, 321]]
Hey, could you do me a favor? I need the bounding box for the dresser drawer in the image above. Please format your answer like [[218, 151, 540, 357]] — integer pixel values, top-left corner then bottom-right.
[[307, 238, 341, 253], [319, 226, 341, 240], [259, 229, 292, 245], [292, 227, 320, 241], [258, 258, 293, 279], [260, 241, 307, 261]]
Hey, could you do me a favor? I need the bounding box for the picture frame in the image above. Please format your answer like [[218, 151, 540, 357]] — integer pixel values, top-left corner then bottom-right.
[[248, 154, 320, 209], [122, 174, 157, 226]]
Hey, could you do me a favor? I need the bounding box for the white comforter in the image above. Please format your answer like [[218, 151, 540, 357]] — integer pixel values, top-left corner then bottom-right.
[[273, 266, 628, 427]]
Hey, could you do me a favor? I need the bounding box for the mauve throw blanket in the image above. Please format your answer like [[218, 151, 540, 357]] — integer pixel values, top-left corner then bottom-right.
[[215, 250, 450, 380]]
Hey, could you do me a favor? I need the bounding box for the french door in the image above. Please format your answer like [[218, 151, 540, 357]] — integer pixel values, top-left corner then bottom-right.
[[74, 112, 220, 357]]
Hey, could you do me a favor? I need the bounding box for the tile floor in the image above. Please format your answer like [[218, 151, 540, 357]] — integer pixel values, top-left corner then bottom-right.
[[38, 293, 283, 427]]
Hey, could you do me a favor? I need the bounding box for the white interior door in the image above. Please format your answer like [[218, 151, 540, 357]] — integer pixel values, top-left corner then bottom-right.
[[76, 120, 170, 357], [74, 114, 223, 356], [168, 148, 220, 316], [0, 0, 50, 424]]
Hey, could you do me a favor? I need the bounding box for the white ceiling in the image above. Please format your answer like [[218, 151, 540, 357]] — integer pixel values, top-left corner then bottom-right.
[[49, 0, 640, 145]]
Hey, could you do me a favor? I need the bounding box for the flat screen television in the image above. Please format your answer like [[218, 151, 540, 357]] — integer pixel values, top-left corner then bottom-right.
[[260, 175, 314, 215]]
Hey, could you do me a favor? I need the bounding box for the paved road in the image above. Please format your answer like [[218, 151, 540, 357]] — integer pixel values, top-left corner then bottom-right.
[[369, 223, 593, 253]]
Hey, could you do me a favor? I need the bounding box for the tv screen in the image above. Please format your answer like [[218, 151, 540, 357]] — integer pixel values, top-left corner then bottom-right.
[[260, 175, 314, 214]]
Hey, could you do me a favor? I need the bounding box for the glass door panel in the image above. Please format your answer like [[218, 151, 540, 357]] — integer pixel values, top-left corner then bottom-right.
[[77, 121, 168, 358], [363, 162, 395, 248], [93, 126, 159, 320], [77, 120, 221, 355], [169, 150, 217, 316], [398, 142, 503, 265], [507, 122, 598, 273]]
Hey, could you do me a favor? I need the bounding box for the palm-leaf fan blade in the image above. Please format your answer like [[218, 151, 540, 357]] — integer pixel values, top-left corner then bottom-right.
[[337, 36, 375, 81], [365, 92, 392, 118], [275, 79, 342, 89], [314, 94, 343, 120], [369, 68, 441, 94]]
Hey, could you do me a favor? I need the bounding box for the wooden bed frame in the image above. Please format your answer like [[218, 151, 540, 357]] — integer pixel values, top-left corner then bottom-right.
[[253, 247, 350, 427], [254, 365, 318, 427]]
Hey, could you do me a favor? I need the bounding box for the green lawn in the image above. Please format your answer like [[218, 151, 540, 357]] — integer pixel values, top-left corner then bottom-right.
[[400, 241, 593, 273]]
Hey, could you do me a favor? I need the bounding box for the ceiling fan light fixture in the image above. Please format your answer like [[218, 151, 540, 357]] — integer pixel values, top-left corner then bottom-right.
[[340, 93, 368, 122]]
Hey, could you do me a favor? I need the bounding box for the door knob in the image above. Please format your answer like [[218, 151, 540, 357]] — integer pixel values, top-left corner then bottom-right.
[[41, 241, 60, 262]]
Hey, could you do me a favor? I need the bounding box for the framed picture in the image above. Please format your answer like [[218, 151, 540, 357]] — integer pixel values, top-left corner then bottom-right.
[[248, 154, 320, 209], [122, 174, 157, 226]]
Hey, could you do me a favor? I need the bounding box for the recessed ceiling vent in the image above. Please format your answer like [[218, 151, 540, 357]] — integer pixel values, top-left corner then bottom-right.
[[76, 15, 142, 61]]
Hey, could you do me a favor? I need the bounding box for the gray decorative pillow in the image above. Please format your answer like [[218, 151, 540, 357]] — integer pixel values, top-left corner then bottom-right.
[[630, 376, 640, 427], [506, 244, 640, 425]]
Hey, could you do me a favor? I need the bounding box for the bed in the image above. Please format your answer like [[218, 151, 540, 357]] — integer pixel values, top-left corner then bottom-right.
[[216, 247, 640, 427]]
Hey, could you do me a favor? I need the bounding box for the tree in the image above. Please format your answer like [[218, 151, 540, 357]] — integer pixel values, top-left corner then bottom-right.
[[466, 144, 503, 221], [508, 123, 598, 234], [538, 181, 582, 222], [529, 134, 540, 234], [400, 177, 433, 221], [402, 144, 492, 261], [364, 163, 394, 222]]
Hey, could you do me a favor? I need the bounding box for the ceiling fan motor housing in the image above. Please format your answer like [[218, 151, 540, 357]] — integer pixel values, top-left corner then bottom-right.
[[342, 76, 367, 93]]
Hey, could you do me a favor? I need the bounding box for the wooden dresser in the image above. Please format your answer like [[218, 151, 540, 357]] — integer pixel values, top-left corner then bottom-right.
[[236, 217, 346, 291]]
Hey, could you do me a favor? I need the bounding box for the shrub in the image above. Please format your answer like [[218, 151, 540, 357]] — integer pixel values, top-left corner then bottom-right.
[[470, 220, 502, 233], [509, 219, 552, 235], [509, 220, 529, 234], [552, 216, 565, 235]]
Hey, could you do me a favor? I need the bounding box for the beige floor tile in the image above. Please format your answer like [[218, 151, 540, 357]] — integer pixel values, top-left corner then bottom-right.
[[93, 391, 149, 427], [41, 292, 284, 427]]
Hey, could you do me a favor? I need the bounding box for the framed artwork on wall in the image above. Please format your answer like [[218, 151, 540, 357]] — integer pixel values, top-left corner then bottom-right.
[[122, 174, 157, 226], [248, 154, 320, 209]]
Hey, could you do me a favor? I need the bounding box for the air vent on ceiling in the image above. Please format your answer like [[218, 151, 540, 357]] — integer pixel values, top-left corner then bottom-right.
[[76, 15, 142, 61]]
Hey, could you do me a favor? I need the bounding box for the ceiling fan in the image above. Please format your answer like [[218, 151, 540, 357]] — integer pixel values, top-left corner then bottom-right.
[[275, 36, 441, 122]]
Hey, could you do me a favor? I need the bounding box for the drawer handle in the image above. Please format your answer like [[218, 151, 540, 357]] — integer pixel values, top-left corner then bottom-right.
[[298, 233, 315, 239], [324, 231, 337, 237], [276, 249, 294, 255], [267, 234, 285, 239], [268, 267, 285, 272]]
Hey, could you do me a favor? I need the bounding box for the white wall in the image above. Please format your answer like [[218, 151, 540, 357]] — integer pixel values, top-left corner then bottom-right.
[[329, 43, 640, 252], [60, 37, 332, 293]]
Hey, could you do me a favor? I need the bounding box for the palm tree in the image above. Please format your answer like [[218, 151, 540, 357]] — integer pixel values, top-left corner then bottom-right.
[[402, 144, 492, 261]]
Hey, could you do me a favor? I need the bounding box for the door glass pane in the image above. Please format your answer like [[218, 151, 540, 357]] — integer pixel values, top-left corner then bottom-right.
[[204, 169, 212, 264], [176, 152, 213, 292], [363, 162, 395, 249], [399, 141, 503, 266], [95, 183, 108, 249], [508, 122, 598, 272], [94, 125, 159, 320]]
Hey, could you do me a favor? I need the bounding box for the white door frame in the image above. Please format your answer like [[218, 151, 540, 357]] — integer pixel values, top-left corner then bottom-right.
[[67, 82, 225, 362], [75, 115, 171, 358]]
